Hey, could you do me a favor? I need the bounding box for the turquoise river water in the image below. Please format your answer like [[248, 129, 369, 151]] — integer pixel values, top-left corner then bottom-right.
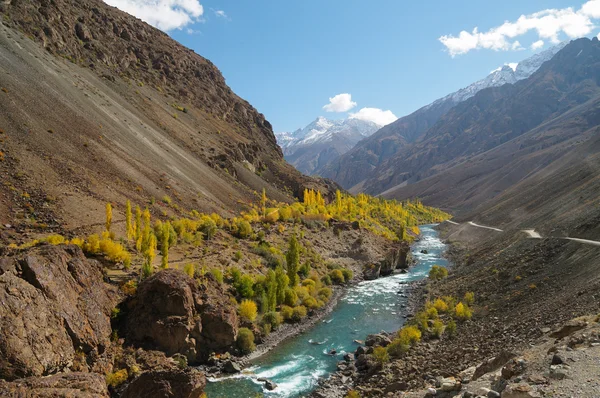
[[204, 224, 448, 397]]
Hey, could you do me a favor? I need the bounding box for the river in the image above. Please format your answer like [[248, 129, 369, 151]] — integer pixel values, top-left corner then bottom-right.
[[204, 224, 449, 397]]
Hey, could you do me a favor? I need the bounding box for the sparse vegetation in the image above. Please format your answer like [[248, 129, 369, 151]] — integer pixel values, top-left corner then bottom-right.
[[429, 265, 448, 280]]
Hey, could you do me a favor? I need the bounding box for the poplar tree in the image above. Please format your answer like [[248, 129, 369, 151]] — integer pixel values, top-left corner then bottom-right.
[[135, 206, 142, 251], [105, 203, 113, 233], [125, 200, 133, 240], [261, 188, 267, 218], [275, 266, 289, 305], [286, 234, 300, 287]]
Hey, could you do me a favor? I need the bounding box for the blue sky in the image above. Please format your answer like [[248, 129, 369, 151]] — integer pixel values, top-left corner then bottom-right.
[[104, 0, 600, 132]]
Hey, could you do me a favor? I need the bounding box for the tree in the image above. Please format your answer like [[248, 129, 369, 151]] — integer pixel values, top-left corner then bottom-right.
[[161, 222, 170, 269], [125, 200, 133, 240], [141, 208, 151, 253], [142, 233, 156, 279], [286, 234, 300, 287], [135, 206, 142, 251], [239, 299, 258, 322], [236, 328, 255, 354], [261, 188, 267, 218], [265, 269, 277, 312], [275, 266, 289, 305], [105, 203, 113, 233]]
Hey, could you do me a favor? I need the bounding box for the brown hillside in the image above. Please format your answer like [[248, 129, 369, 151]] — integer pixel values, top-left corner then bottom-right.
[[0, 0, 333, 236]]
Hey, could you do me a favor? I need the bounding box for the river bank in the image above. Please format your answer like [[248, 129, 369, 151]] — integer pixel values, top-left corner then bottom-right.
[[205, 224, 448, 398]]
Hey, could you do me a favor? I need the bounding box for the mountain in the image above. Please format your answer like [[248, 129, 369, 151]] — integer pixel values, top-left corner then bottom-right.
[[380, 38, 600, 219], [316, 43, 567, 190], [0, 0, 335, 231], [275, 117, 380, 175]]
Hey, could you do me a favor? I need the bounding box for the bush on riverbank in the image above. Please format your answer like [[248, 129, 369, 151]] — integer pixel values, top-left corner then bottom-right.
[[237, 328, 255, 354]]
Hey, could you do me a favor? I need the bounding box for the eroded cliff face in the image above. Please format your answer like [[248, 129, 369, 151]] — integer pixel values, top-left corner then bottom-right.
[[0, 244, 119, 380], [125, 269, 239, 363]]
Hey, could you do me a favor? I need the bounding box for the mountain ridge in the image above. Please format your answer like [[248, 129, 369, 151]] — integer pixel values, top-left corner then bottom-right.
[[316, 42, 567, 189]]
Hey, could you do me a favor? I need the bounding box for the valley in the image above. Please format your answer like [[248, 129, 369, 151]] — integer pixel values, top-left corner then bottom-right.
[[1, 1, 600, 398]]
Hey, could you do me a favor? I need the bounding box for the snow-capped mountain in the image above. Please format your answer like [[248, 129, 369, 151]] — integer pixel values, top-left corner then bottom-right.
[[429, 42, 567, 108], [275, 117, 381, 175]]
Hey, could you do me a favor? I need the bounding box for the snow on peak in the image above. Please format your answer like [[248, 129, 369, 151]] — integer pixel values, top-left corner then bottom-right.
[[275, 117, 381, 151], [429, 42, 566, 109]]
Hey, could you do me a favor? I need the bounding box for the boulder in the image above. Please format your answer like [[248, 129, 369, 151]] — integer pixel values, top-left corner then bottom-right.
[[501, 383, 541, 398], [121, 368, 206, 398], [264, 379, 277, 391], [473, 350, 516, 381], [0, 245, 119, 380], [126, 270, 238, 363], [222, 360, 241, 374], [0, 372, 109, 397], [365, 334, 392, 347], [363, 264, 381, 280], [501, 358, 527, 380], [549, 320, 587, 339]]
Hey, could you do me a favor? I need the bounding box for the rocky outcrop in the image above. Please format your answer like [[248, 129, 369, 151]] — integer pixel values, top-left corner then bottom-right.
[[121, 368, 206, 398], [0, 372, 109, 398], [126, 269, 238, 363], [0, 244, 119, 380], [363, 243, 411, 279]]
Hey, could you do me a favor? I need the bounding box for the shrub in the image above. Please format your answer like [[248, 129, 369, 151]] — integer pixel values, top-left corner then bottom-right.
[[298, 262, 311, 278], [199, 216, 217, 240], [291, 305, 307, 323], [234, 251, 243, 262], [236, 327, 255, 354], [429, 265, 448, 280], [229, 267, 242, 284], [121, 280, 137, 296], [329, 269, 345, 285], [346, 390, 361, 398], [210, 267, 224, 284], [106, 369, 128, 387], [425, 306, 438, 319], [373, 346, 389, 364], [239, 299, 258, 322], [233, 219, 253, 239], [464, 292, 475, 306], [387, 338, 409, 357], [433, 298, 449, 312], [235, 275, 254, 298], [98, 238, 132, 268], [321, 275, 332, 286], [303, 296, 319, 309], [341, 268, 353, 282], [284, 287, 298, 306], [294, 285, 310, 301], [162, 195, 172, 205], [398, 325, 421, 346], [184, 263, 195, 278], [317, 287, 332, 301], [46, 234, 66, 245], [446, 319, 457, 336], [262, 311, 283, 330], [454, 302, 472, 321], [432, 319, 444, 338], [281, 305, 294, 321]]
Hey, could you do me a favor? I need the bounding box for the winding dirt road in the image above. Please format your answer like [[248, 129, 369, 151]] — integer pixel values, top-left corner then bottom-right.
[[443, 221, 600, 247]]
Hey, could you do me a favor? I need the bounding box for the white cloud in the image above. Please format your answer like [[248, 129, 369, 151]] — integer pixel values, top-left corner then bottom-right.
[[323, 93, 357, 112], [531, 39, 545, 50], [214, 9, 227, 18], [103, 0, 204, 31], [439, 1, 600, 56], [349, 108, 398, 126]]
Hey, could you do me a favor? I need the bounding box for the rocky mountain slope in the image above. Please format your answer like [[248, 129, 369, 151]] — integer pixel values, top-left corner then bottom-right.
[[0, 0, 334, 236], [381, 38, 600, 219], [276, 117, 380, 175], [316, 43, 566, 191]]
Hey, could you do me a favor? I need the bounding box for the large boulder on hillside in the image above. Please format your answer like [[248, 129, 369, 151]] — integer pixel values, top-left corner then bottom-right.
[[0, 372, 109, 397], [121, 368, 206, 398], [0, 245, 119, 380], [126, 270, 238, 363]]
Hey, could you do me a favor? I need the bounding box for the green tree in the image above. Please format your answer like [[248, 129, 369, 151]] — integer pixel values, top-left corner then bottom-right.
[[265, 269, 277, 312], [286, 234, 300, 287], [275, 266, 289, 305]]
